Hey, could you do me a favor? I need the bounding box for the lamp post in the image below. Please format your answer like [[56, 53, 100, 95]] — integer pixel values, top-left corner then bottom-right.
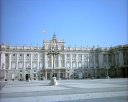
[[47, 48, 60, 85]]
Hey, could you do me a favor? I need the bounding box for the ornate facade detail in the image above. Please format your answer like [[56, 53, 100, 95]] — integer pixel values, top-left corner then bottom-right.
[[0, 34, 128, 81]]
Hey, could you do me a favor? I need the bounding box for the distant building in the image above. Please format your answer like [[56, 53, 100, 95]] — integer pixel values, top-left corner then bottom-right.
[[0, 34, 128, 81]]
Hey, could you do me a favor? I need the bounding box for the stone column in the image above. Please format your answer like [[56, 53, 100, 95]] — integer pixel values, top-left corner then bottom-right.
[[30, 54, 32, 69], [106, 53, 109, 77], [65, 71, 67, 79], [58, 69, 60, 79], [119, 51, 124, 67], [99, 53, 103, 68], [76, 54, 78, 68], [58, 55, 61, 68], [93, 53, 97, 78], [63, 54, 65, 67], [37, 53, 39, 69], [70, 54, 72, 69], [23, 54, 25, 69], [88, 54, 90, 69], [93, 53, 96, 68], [106, 53, 109, 68], [1, 52, 5, 69], [45, 53, 48, 68], [16, 54, 18, 69], [65, 54, 67, 68], [9, 53, 11, 69], [82, 54, 84, 69], [64, 71, 67, 78], [44, 52, 48, 68], [45, 70, 47, 80]]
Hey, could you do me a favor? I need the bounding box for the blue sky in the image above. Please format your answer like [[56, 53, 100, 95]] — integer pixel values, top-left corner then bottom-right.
[[1, 0, 128, 47]]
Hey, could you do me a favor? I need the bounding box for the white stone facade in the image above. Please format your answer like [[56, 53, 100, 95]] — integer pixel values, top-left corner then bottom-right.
[[0, 34, 128, 81]]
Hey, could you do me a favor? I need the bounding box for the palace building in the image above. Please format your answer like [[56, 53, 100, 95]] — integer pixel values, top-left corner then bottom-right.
[[0, 34, 128, 81]]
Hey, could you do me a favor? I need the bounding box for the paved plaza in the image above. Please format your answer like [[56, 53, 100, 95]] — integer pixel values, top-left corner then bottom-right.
[[0, 78, 128, 102]]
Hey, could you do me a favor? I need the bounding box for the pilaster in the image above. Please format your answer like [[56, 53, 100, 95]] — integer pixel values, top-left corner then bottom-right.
[[93, 53, 96, 69], [0, 52, 5, 69], [76, 54, 78, 68], [70, 54, 72, 69], [82, 54, 84, 68], [119, 51, 124, 66], [87, 54, 89, 69], [64, 54, 67, 68], [37, 53, 39, 69], [9, 53, 11, 69], [23, 54, 25, 69], [58, 69, 60, 79], [45, 70, 47, 80], [16, 54, 18, 69], [58, 55, 61, 68], [45, 53, 48, 68], [30, 54, 32, 69]]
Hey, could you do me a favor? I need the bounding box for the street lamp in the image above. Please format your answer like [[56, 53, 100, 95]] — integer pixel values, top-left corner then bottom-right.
[[47, 48, 60, 77], [47, 48, 60, 85]]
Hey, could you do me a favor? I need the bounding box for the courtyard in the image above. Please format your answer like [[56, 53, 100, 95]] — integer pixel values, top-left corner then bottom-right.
[[0, 78, 128, 102]]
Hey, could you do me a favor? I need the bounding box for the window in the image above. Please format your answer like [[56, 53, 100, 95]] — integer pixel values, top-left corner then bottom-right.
[[20, 54, 22, 56], [78, 54, 82, 61], [20, 74, 22, 78], [34, 74, 36, 77], [84, 54, 88, 61], [78, 62, 82, 67], [61, 45, 64, 50], [5, 54, 8, 56], [13, 54, 15, 56], [72, 62, 76, 68], [27, 54, 29, 57], [66, 54, 70, 61], [41, 74, 43, 77], [84, 61, 88, 68], [33, 63, 37, 69], [72, 54, 76, 61], [12, 63, 16, 69], [67, 62, 70, 68], [19, 63, 23, 69], [67, 54, 70, 57]]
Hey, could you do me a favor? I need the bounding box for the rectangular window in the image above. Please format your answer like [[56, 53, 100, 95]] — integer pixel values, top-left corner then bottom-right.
[[5, 54, 8, 56], [12, 63, 16, 69], [19, 62, 23, 69], [20, 74, 22, 79], [72, 62, 76, 68], [66, 62, 70, 68], [78, 54, 82, 61], [84, 61, 88, 68], [41, 74, 43, 77], [33, 63, 37, 69], [34, 74, 36, 77]]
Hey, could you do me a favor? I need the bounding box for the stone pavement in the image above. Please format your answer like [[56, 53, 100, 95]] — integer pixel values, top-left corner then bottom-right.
[[0, 78, 128, 102]]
